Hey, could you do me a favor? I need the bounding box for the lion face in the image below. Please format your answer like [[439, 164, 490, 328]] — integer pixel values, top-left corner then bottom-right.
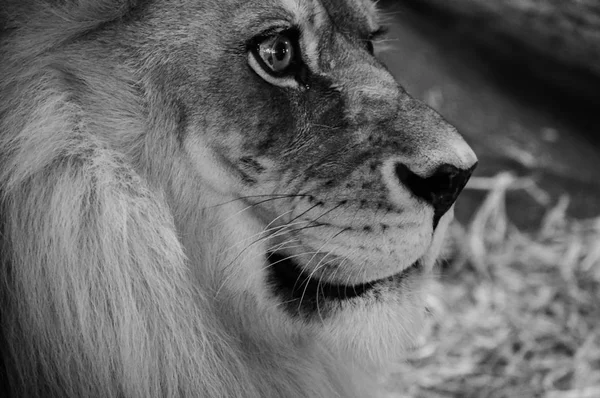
[[155, 0, 475, 311], [150, 0, 474, 315]]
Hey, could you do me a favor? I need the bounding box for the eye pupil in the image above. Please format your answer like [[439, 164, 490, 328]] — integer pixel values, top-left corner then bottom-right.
[[274, 40, 288, 61], [256, 34, 294, 73]]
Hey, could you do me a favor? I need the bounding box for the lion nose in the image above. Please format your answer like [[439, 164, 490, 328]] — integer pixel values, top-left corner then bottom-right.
[[395, 162, 477, 227]]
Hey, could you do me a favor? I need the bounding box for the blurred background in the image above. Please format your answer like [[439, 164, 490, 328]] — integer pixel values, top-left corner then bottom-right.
[[377, 1, 600, 397]]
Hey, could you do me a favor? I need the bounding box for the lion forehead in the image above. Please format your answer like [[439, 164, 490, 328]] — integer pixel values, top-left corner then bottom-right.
[[276, 0, 379, 34]]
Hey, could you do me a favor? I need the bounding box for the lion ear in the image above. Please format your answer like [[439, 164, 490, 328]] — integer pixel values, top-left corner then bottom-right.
[[0, 148, 244, 397]]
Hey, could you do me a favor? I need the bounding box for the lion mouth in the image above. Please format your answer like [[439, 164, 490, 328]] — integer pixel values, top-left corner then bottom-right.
[[266, 250, 421, 315]]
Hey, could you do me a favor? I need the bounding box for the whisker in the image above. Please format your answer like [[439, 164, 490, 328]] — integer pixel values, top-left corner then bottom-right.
[[235, 204, 336, 255], [264, 251, 320, 270], [213, 224, 309, 297], [207, 193, 309, 209], [266, 238, 303, 255], [314, 254, 344, 324], [286, 202, 323, 225], [221, 197, 294, 224], [297, 229, 347, 314], [228, 199, 343, 254], [277, 222, 327, 236], [213, 241, 309, 299], [215, 203, 347, 302], [328, 249, 359, 297], [284, 202, 345, 235], [222, 218, 307, 253]]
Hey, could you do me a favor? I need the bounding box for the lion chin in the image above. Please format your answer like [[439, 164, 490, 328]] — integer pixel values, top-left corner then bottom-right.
[[0, 0, 477, 397]]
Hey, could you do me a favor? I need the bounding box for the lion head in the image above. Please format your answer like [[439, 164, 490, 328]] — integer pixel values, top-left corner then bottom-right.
[[0, 0, 476, 397]]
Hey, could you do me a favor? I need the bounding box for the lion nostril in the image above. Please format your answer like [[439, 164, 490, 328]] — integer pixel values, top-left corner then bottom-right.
[[394, 162, 476, 228]]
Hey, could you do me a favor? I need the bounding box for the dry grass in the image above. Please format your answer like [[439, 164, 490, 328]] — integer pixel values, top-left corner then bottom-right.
[[389, 173, 600, 398]]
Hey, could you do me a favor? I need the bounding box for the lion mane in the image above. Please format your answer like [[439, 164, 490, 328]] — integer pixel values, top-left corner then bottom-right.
[[0, 1, 372, 397]]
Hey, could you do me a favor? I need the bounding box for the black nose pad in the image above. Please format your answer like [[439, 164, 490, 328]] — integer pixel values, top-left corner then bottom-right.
[[395, 162, 477, 228]]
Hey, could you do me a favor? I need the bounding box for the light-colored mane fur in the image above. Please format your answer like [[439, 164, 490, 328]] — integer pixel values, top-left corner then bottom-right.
[[0, 1, 375, 397]]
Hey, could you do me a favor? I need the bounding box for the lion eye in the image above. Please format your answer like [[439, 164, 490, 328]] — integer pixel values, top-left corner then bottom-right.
[[248, 29, 307, 88], [256, 34, 295, 73]]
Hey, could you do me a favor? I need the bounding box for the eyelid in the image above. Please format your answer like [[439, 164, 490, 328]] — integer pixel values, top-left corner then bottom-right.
[[368, 26, 389, 40], [245, 24, 290, 52]]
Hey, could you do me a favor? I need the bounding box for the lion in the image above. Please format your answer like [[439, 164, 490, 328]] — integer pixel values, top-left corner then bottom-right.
[[0, 0, 477, 397]]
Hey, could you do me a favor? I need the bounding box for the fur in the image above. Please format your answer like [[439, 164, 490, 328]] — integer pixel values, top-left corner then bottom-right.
[[0, 0, 477, 397]]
